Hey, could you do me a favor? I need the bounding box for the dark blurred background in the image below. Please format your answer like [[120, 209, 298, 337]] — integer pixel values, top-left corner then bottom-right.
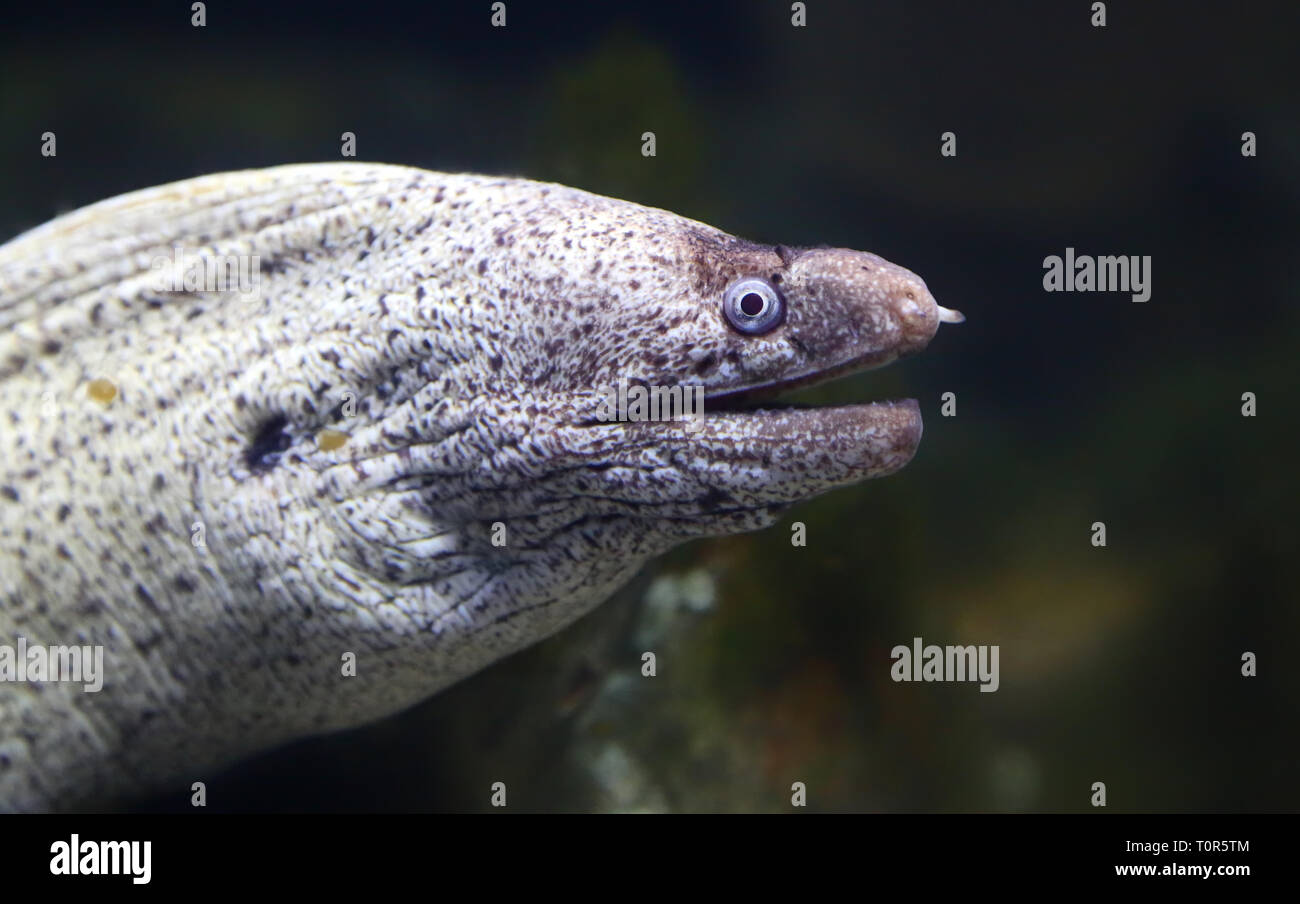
[[2, 0, 1296, 812]]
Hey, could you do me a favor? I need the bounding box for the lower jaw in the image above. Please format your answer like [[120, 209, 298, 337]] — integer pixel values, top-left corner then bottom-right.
[[621, 399, 923, 458]]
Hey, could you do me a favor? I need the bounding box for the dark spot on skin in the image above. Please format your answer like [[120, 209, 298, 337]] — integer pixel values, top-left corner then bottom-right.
[[364, 227, 377, 247], [699, 487, 734, 513], [135, 583, 159, 612], [694, 352, 717, 376], [153, 474, 166, 492], [0, 486, 16, 502], [57, 504, 71, 521], [488, 354, 503, 371], [321, 349, 340, 366], [261, 257, 291, 276], [133, 631, 163, 655], [245, 414, 292, 473], [174, 574, 196, 594], [55, 544, 71, 560], [629, 280, 641, 290], [41, 339, 61, 355], [234, 394, 248, 410], [416, 285, 426, 301], [90, 302, 103, 325]]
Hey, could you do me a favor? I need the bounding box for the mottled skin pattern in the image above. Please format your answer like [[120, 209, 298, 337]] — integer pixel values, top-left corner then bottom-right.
[[0, 163, 954, 810]]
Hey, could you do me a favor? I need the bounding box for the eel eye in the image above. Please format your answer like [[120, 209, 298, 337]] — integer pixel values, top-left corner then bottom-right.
[[723, 277, 785, 335]]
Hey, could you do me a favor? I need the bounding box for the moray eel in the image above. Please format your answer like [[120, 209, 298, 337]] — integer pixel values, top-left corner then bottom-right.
[[0, 163, 961, 810]]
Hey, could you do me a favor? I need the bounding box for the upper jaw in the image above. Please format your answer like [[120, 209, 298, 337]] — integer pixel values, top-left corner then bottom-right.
[[703, 252, 960, 411]]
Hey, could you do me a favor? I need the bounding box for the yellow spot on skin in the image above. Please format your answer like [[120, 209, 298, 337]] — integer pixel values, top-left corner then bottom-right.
[[87, 378, 117, 404], [318, 428, 348, 452]]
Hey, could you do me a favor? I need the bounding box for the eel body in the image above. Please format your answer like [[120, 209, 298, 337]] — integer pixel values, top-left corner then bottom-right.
[[0, 163, 959, 810]]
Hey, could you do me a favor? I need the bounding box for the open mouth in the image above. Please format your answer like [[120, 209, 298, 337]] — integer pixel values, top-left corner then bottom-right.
[[580, 350, 922, 430], [704, 304, 964, 414], [702, 349, 903, 413], [569, 315, 959, 499], [580, 297, 963, 434]]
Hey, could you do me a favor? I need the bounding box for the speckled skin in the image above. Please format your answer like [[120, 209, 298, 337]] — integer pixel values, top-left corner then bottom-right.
[[0, 163, 949, 810]]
